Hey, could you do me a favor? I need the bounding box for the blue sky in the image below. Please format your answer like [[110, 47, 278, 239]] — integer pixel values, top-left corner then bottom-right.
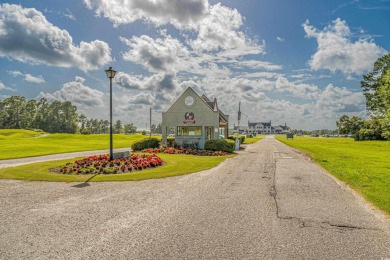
[[0, 0, 389, 130]]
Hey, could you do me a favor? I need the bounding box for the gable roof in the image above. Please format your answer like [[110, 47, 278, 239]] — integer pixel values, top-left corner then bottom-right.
[[165, 87, 228, 123]]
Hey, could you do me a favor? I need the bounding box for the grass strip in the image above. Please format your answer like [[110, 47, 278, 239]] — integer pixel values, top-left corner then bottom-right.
[[243, 135, 264, 144]]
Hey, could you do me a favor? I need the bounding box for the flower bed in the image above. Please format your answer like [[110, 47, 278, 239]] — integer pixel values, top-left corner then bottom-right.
[[138, 147, 228, 156], [52, 153, 163, 175]]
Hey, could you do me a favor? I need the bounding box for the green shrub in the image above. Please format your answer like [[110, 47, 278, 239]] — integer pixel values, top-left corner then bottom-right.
[[80, 128, 91, 135], [226, 139, 236, 151], [131, 138, 160, 151], [167, 137, 175, 147], [205, 139, 234, 153], [228, 135, 245, 144]]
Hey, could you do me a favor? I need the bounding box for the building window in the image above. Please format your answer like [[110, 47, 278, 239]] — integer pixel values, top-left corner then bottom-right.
[[177, 126, 202, 136]]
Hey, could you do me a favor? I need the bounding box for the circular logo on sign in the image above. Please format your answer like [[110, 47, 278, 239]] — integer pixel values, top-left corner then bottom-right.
[[183, 112, 195, 124], [185, 112, 194, 120]]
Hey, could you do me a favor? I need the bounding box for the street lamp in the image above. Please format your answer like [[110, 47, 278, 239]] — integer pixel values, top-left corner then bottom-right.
[[105, 66, 116, 160]]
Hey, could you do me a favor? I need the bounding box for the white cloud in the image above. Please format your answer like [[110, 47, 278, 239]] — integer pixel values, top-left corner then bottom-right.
[[84, 0, 209, 28], [36, 76, 104, 107], [231, 60, 282, 71], [63, 9, 76, 20], [0, 4, 111, 72], [115, 71, 178, 92], [303, 18, 387, 74], [276, 37, 285, 42], [0, 81, 15, 91], [275, 76, 320, 99], [315, 83, 365, 113], [24, 74, 45, 84], [8, 70, 23, 77], [88, 0, 264, 57], [189, 3, 264, 55], [7, 70, 45, 83], [121, 34, 189, 73]]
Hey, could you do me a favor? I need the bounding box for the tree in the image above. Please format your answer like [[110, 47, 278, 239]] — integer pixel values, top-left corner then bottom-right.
[[25, 99, 38, 129], [355, 118, 384, 141], [100, 120, 109, 133], [336, 115, 363, 135], [114, 120, 123, 134], [380, 111, 390, 140], [124, 123, 137, 134], [151, 123, 162, 134], [359, 54, 390, 140], [33, 98, 48, 130], [336, 115, 350, 134], [361, 54, 390, 116], [78, 114, 87, 131], [0, 96, 27, 129]]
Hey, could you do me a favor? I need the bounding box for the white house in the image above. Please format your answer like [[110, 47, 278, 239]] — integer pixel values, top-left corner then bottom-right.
[[248, 121, 290, 134]]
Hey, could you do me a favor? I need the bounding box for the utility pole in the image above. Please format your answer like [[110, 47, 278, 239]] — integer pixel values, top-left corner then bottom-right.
[[237, 102, 241, 133]]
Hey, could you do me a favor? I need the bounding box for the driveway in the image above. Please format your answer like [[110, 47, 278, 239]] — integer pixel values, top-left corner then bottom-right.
[[0, 136, 389, 259]]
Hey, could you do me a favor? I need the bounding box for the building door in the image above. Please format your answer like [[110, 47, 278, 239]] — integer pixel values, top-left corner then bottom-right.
[[205, 127, 213, 140]]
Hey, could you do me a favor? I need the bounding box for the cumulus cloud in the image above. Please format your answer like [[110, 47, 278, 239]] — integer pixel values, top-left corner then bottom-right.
[[189, 3, 264, 55], [303, 18, 387, 74], [36, 76, 104, 107], [315, 83, 365, 112], [115, 72, 177, 92], [84, 0, 209, 28], [8, 70, 45, 83], [275, 76, 319, 99], [121, 34, 189, 73], [87, 0, 264, 57], [0, 4, 111, 71]]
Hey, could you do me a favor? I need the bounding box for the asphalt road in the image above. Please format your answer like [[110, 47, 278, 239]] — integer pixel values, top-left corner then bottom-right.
[[0, 136, 389, 259]]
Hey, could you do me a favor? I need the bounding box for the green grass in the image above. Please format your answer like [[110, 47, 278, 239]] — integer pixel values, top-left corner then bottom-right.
[[0, 129, 146, 160], [276, 136, 390, 215], [0, 129, 43, 139], [244, 135, 264, 144], [0, 153, 235, 182]]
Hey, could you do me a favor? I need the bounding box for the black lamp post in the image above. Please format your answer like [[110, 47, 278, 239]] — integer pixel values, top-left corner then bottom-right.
[[105, 67, 116, 160]]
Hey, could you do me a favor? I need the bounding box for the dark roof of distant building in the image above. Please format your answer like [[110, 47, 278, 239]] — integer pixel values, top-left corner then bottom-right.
[[248, 121, 271, 127]]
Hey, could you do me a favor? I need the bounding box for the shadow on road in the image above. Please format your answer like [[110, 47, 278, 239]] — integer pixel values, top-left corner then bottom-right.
[[71, 174, 97, 188]]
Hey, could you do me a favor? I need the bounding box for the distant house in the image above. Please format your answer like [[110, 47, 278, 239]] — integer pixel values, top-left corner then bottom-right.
[[248, 120, 272, 134], [162, 87, 229, 149], [248, 121, 290, 134]]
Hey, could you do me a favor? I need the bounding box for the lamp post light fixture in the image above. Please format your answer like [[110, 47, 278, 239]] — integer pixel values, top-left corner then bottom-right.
[[105, 66, 116, 160]]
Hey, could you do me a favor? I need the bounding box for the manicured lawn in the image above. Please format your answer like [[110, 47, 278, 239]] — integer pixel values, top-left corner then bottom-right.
[[0, 153, 235, 182], [276, 136, 390, 215], [0, 129, 146, 160], [244, 135, 264, 144]]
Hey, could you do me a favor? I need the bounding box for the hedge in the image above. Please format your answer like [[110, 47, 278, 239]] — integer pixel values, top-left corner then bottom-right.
[[131, 138, 160, 151], [205, 139, 234, 153]]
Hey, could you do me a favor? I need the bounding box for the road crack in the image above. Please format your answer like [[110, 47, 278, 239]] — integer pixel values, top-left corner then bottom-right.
[[268, 152, 376, 232]]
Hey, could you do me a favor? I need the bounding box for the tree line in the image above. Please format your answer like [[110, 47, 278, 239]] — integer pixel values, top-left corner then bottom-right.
[[0, 96, 78, 133], [78, 115, 138, 135], [0, 96, 153, 134], [337, 54, 390, 141]]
